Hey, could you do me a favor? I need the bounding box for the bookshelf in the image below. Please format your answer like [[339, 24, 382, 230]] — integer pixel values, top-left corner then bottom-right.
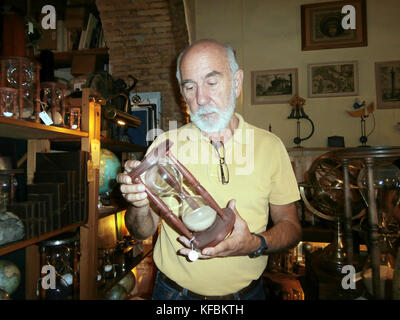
[[50, 47, 109, 69]]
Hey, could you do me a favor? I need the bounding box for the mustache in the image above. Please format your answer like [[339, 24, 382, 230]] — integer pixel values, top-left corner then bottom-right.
[[191, 106, 220, 116]]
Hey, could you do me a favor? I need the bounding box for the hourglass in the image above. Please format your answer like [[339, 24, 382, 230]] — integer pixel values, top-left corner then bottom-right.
[[41, 82, 66, 126], [128, 139, 236, 254]]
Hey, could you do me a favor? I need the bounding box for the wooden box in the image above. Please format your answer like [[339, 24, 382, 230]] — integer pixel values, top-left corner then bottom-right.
[[71, 54, 104, 76]]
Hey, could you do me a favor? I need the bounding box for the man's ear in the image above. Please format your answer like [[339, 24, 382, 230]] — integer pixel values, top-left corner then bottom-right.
[[234, 69, 244, 98]]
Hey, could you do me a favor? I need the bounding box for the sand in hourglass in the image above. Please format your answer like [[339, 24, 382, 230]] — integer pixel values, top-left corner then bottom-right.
[[182, 205, 217, 232]]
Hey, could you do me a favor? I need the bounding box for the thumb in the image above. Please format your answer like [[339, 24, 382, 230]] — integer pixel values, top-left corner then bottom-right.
[[227, 199, 237, 211]]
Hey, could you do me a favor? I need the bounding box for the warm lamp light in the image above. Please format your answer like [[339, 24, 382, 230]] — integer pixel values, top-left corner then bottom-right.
[[103, 106, 141, 128]]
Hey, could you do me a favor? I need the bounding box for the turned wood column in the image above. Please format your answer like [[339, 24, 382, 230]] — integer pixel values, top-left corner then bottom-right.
[[342, 158, 353, 265], [365, 157, 382, 299]]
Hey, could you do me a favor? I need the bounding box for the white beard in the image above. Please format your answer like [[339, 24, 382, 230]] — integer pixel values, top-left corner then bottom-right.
[[189, 85, 236, 133]]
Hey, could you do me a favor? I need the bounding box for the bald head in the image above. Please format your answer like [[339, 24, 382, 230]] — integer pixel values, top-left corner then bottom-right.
[[176, 39, 239, 87]]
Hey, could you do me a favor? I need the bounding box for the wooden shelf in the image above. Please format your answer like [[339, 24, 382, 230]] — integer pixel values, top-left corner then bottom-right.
[[50, 136, 147, 153], [0, 117, 88, 140], [0, 222, 83, 256], [35, 48, 109, 69], [98, 202, 128, 220], [100, 137, 147, 153]]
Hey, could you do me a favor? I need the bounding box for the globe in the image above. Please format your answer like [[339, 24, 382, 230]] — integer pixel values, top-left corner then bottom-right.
[[304, 152, 365, 220], [0, 260, 21, 295], [99, 149, 121, 196], [104, 284, 128, 300]]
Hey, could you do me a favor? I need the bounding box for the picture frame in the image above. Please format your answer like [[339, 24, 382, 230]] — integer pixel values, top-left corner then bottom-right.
[[251, 68, 298, 105], [308, 61, 358, 98], [301, 0, 367, 51], [375, 60, 400, 109]]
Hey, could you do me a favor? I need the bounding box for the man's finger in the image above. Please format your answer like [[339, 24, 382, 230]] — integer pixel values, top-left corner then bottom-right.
[[117, 173, 132, 184], [227, 199, 237, 212], [201, 240, 230, 257], [178, 247, 211, 260], [120, 183, 145, 194], [178, 236, 191, 248], [124, 159, 141, 172]]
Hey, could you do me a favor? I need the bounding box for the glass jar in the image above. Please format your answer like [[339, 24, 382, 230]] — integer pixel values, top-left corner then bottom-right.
[[69, 108, 81, 130], [0, 87, 18, 117]]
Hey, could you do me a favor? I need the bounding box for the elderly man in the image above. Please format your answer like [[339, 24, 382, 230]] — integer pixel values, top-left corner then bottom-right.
[[118, 39, 301, 300]]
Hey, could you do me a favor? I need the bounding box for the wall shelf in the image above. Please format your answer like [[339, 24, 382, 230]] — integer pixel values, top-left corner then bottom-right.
[[0, 117, 88, 140], [97, 201, 128, 220], [0, 222, 83, 256], [35, 48, 109, 69], [50, 136, 147, 153]]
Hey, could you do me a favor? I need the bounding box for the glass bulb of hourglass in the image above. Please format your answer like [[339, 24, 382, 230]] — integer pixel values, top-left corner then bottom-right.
[[144, 158, 217, 232], [180, 196, 217, 232], [3, 92, 14, 117], [144, 158, 183, 196]]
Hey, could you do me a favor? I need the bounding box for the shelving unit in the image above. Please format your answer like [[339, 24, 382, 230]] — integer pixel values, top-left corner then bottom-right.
[[52, 48, 109, 69], [0, 88, 102, 299], [0, 223, 83, 257], [50, 136, 147, 154], [0, 117, 89, 140], [0, 0, 148, 301]]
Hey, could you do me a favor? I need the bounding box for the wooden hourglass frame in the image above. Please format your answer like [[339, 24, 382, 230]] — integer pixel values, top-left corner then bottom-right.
[[128, 139, 236, 249]]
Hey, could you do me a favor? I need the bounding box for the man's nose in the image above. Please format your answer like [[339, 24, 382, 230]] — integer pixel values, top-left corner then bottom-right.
[[196, 85, 210, 106]]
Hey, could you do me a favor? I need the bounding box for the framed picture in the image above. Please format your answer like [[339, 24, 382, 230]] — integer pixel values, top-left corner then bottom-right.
[[308, 61, 358, 98], [375, 60, 400, 109], [251, 68, 298, 105], [301, 0, 367, 51]]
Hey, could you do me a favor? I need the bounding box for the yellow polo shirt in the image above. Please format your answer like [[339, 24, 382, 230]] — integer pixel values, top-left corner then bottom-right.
[[146, 113, 300, 295]]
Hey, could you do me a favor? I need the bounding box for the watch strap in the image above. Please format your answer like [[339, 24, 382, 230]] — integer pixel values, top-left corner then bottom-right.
[[248, 233, 268, 258]]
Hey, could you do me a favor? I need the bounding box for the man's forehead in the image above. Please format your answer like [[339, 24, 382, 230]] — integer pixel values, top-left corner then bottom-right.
[[180, 47, 229, 82], [181, 70, 223, 85]]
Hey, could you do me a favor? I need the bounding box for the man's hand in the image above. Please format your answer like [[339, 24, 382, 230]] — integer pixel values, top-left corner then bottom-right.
[[117, 159, 149, 208], [117, 159, 160, 240], [178, 199, 260, 260]]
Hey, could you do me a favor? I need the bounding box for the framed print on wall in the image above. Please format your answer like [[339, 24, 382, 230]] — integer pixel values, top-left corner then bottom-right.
[[308, 61, 358, 98], [375, 60, 400, 109], [301, 0, 367, 51], [251, 68, 298, 105]]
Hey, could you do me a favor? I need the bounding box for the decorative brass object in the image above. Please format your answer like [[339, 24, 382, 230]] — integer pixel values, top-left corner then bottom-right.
[[288, 94, 314, 147]]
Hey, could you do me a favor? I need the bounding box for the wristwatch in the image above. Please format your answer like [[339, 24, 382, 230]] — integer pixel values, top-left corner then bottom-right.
[[248, 233, 268, 258]]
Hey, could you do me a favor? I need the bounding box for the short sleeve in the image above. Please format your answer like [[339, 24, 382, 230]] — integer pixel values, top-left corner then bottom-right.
[[268, 139, 300, 205]]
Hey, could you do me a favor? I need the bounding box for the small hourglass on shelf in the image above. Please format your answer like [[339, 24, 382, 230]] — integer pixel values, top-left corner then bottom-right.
[[0, 87, 18, 118], [68, 107, 81, 130], [128, 139, 236, 261], [40, 82, 66, 126]]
